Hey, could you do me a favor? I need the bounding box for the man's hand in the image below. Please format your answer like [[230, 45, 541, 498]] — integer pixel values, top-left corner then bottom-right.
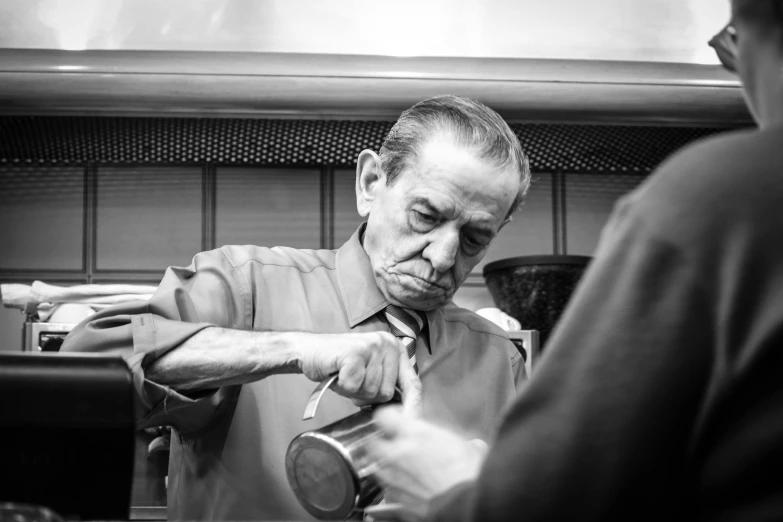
[[296, 332, 422, 415], [364, 406, 487, 521]]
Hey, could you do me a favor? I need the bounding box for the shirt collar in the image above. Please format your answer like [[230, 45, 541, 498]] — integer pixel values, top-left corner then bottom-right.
[[336, 224, 433, 353], [335, 223, 390, 327]]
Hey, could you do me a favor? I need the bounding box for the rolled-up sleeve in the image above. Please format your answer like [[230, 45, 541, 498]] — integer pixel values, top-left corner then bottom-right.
[[62, 248, 247, 434]]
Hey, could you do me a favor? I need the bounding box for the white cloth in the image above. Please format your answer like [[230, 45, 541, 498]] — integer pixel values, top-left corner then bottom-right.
[[28, 281, 157, 304], [45, 303, 98, 323], [0, 284, 31, 309], [1, 281, 157, 321], [475, 307, 521, 331]]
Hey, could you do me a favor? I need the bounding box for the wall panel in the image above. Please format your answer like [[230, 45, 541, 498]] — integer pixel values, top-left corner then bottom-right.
[[0, 306, 25, 352], [216, 167, 321, 249], [96, 166, 202, 271], [0, 167, 84, 271], [474, 173, 555, 275], [564, 173, 646, 255]]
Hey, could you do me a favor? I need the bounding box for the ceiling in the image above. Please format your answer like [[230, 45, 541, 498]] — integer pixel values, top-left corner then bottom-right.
[[0, 0, 730, 64]]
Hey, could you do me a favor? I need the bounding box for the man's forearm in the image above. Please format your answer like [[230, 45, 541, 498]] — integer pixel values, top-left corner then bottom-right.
[[146, 326, 303, 391]]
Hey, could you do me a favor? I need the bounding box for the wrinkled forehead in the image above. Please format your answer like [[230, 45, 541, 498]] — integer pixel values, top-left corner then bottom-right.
[[414, 131, 516, 175]]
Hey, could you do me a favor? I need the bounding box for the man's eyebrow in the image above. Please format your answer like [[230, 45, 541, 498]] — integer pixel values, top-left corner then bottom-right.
[[410, 197, 443, 215], [466, 224, 495, 239], [465, 216, 498, 238], [410, 197, 497, 236]]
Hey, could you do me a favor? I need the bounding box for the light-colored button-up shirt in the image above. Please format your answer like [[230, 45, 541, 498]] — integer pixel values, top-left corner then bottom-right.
[[63, 225, 524, 521]]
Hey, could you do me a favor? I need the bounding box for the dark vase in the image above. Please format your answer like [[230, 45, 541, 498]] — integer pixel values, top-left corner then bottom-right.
[[483, 255, 591, 351]]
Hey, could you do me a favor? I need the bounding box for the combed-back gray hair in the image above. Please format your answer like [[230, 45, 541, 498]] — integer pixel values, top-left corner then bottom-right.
[[379, 95, 531, 217]]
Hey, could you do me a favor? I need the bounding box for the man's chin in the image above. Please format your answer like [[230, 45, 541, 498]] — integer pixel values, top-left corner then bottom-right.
[[385, 281, 453, 311], [390, 294, 448, 311]]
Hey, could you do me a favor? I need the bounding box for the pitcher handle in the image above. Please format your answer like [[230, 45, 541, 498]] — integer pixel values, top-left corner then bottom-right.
[[302, 374, 406, 421], [302, 374, 339, 420]]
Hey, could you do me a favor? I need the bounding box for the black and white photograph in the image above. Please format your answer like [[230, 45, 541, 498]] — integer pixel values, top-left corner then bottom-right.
[[0, 1, 780, 521]]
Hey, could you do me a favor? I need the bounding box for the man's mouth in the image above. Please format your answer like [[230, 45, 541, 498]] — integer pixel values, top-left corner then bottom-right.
[[397, 273, 450, 292]]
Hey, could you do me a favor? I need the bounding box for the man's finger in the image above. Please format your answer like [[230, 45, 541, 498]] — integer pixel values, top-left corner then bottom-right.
[[360, 350, 384, 399], [396, 351, 422, 418], [373, 404, 406, 438], [469, 438, 489, 457], [378, 346, 399, 402], [337, 359, 365, 395], [364, 502, 410, 522]]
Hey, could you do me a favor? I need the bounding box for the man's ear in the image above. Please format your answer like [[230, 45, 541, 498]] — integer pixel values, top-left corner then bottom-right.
[[498, 215, 513, 232], [356, 149, 386, 218]]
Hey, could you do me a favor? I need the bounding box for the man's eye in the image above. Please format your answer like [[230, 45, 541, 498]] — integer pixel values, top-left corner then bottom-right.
[[462, 235, 488, 254], [414, 211, 438, 224]]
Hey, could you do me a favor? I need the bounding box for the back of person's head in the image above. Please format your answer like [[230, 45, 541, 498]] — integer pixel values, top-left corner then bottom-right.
[[379, 95, 531, 215], [734, 0, 783, 27], [727, 0, 783, 126]]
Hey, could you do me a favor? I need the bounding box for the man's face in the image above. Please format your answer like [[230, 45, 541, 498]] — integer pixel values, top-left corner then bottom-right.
[[359, 136, 520, 311]]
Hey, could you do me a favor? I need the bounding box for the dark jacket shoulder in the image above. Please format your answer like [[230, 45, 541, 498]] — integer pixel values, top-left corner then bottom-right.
[[618, 126, 783, 249]]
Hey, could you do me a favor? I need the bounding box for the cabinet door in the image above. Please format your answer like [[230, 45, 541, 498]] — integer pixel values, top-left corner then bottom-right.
[[0, 167, 84, 270], [565, 173, 645, 255], [474, 173, 555, 275], [96, 167, 202, 271], [216, 167, 321, 249]]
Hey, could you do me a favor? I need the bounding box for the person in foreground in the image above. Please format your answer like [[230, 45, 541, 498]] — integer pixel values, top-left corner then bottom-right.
[[365, 2, 783, 520], [62, 95, 530, 520]]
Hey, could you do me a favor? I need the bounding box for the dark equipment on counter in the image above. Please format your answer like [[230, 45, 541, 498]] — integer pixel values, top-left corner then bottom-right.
[[0, 352, 135, 520], [483, 255, 591, 351]]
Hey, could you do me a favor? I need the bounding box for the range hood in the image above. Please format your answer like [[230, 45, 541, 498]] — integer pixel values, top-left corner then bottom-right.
[[0, 50, 748, 125], [0, 0, 747, 125]]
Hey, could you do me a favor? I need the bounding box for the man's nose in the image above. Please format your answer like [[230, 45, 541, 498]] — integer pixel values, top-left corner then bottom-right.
[[422, 229, 459, 273]]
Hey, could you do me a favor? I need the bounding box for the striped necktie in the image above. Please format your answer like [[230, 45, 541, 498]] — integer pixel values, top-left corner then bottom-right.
[[382, 304, 426, 373], [364, 305, 426, 520]]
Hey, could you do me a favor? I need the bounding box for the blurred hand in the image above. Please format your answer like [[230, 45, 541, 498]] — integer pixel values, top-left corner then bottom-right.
[[364, 406, 487, 521], [297, 332, 421, 414], [476, 307, 521, 331]]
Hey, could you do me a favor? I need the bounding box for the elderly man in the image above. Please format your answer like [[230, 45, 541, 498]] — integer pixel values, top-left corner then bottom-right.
[[62, 95, 529, 521], [366, 1, 783, 521]]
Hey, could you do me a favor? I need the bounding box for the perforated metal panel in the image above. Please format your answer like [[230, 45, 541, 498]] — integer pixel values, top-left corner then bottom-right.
[[0, 116, 731, 172], [512, 124, 725, 173]]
